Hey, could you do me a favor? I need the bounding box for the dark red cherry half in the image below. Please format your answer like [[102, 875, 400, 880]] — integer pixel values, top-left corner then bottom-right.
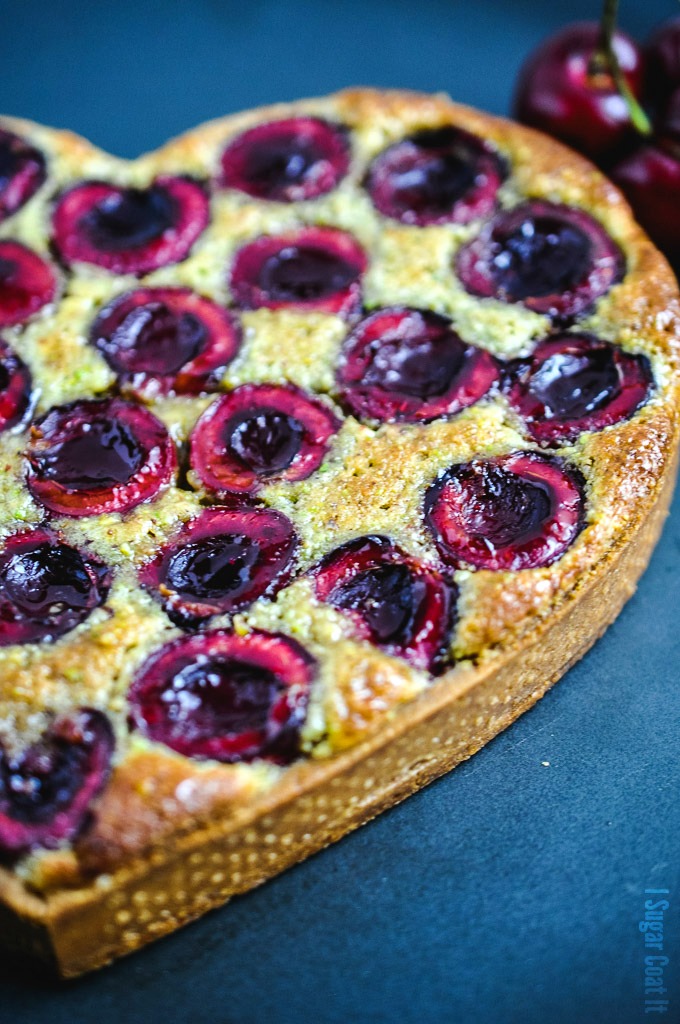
[[0, 708, 114, 857], [0, 338, 32, 433], [313, 535, 456, 672], [128, 630, 315, 763], [0, 128, 47, 223], [219, 117, 350, 203], [337, 307, 498, 423], [0, 240, 57, 328], [425, 451, 584, 571], [365, 125, 506, 226], [456, 201, 625, 322], [26, 397, 177, 517], [140, 506, 297, 627], [229, 227, 367, 316], [505, 333, 653, 446], [0, 527, 110, 646], [90, 287, 241, 398], [52, 176, 209, 275], [190, 383, 340, 495]]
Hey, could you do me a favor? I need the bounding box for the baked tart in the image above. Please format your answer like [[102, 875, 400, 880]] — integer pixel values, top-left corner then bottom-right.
[[0, 90, 678, 976]]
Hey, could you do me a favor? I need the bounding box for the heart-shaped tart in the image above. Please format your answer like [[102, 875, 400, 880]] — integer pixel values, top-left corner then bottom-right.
[[0, 90, 678, 977]]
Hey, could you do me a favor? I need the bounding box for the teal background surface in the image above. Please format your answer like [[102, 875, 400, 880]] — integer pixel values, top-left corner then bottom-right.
[[1, 2, 678, 1022]]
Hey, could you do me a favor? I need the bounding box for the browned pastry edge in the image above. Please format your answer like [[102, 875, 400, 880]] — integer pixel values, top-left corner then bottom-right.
[[0, 440, 676, 977], [1, 88, 680, 977]]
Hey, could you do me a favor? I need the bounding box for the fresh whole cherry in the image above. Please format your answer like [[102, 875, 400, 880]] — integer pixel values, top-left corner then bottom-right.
[[513, 21, 644, 167], [611, 143, 680, 270], [644, 17, 680, 115]]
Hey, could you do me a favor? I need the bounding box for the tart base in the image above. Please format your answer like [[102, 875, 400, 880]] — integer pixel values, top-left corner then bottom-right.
[[1, 440, 676, 978]]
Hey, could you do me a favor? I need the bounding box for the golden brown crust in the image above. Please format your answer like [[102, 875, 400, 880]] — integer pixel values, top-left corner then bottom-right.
[[1, 88, 679, 976]]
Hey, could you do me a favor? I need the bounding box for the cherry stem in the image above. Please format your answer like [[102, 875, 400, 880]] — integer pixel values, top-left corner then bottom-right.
[[591, 0, 652, 137]]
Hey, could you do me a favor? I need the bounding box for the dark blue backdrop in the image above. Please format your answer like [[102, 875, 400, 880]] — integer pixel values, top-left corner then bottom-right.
[[1, 3, 678, 1023]]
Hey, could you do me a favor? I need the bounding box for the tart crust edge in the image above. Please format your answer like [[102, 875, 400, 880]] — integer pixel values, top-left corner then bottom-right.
[[0, 431, 677, 977], [1, 88, 680, 976]]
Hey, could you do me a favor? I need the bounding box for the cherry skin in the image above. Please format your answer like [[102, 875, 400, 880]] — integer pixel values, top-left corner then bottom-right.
[[190, 383, 340, 495], [513, 22, 644, 167], [456, 200, 625, 322], [90, 287, 242, 398], [0, 128, 47, 223], [0, 338, 32, 433], [365, 126, 506, 226], [139, 506, 298, 627], [26, 397, 177, 517], [219, 117, 350, 202], [312, 535, 456, 672], [425, 452, 584, 572], [52, 176, 209, 275], [337, 307, 498, 423], [128, 630, 315, 764], [229, 227, 367, 316], [611, 144, 680, 270], [0, 240, 57, 328], [505, 332, 653, 445], [0, 709, 114, 857], [644, 17, 680, 114], [0, 528, 110, 646]]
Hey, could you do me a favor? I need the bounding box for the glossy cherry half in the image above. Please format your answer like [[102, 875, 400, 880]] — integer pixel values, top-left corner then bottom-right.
[[337, 307, 498, 423], [0, 527, 110, 646], [190, 383, 340, 495], [505, 332, 653, 445], [90, 287, 241, 398], [456, 201, 624, 322], [219, 117, 350, 203], [425, 451, 584, 571], [26, 397, 177, 516], [0, 338, 32, 433], [0, 709, 114, 857], [365, 126, 506, 226], [313, 535, 456, 672], [0, 128, 46, 223], [513, 22, 644, 166], [140, 506, 298, 627], [0, 240, 57, 328], [128, 630, 315, 763], [229, 227, 367, 316], [52, 176, 209, 275]]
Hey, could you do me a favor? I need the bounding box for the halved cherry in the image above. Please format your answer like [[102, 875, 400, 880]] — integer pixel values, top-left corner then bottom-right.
[[219, 116, 350, 203], [0, 527, 110, 646], [365, 125, 506, 226], [313, 535, 456, 672], [505, 332, 653, 445], [128, 630, 315, 763], [0, 338, 32, 433], [51, 176, 209, 275], [425, 451, 584, 571], [0, 708, 114, 857], [190, 383, 340, 495], [90, 287, 241, 398], [26, 397, 177, 517], [0, 240, 57, 328], [0, 128, 47, 223], [229, 226, 367, 316], [456, 201, 625, 322], [140, 506, 297, 627], [337, 306, 498, 423]]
